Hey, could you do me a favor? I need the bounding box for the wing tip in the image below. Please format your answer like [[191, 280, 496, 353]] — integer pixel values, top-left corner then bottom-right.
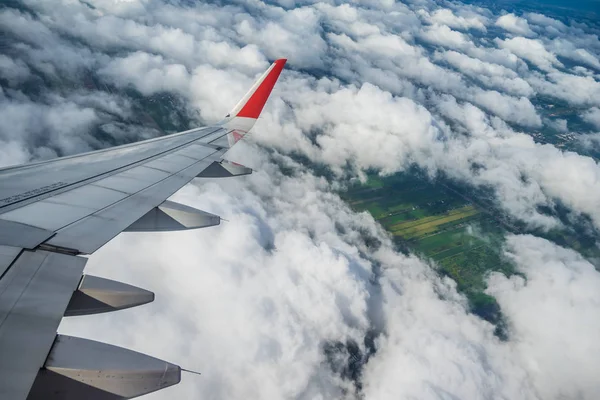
[[234, 58, 287, 120], [273, 58, 287, 71]]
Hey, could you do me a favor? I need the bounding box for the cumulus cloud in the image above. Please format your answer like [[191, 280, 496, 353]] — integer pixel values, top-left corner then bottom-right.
[[62, 149, 535, 400], [488, 235, 600, 400], [3, 0, 600, 399], [426, 8, 488, 31], [9, 0, 600, 231], [360, 248, 532, 400], [236, 7, 328, 69], [52, 149, 550, 400], [530, 71, 600, 107], [0, 95, 100, 162], [434, 50, 534, 97], [99, 52, 192, 97], [0, 55, 31, 85], [0, 86, 164, 166], [0, 8, 102, 78], [496, 37, 562, 72], [495, 13, 536, 37], [549, 39, 600, 71], [58, 149, 600, 400], [1, 0, 596, 235], [60, 153, 375, 398], [582, 107, 600, 129], [420, 23, 472, 50], [525, 12, 567, 34]]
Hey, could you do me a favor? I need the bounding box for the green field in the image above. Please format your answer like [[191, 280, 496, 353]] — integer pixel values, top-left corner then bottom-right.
[[342, 170, 600, 338], [342, 172, 513, 335]]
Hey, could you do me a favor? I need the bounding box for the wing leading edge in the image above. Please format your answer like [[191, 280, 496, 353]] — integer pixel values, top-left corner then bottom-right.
[[0, 59, 287, 400]]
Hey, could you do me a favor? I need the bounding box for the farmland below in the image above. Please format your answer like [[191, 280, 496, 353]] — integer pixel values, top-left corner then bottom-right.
[[342, 172, 519, 337], [342, 169, 600, 338]]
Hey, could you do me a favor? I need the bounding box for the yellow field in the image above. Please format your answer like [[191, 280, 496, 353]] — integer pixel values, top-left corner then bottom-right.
[[348, 196, 383, 207], [390, 205, 479, 239]]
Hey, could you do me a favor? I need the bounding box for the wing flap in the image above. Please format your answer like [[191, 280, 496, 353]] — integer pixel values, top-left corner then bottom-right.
[[0, 220, 53, 249], [0, 251, 86, 400], [0, 245, 22, 277]]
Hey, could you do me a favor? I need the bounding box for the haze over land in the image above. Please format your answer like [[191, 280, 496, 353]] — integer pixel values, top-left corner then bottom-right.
[[1, 0, 600, 399]]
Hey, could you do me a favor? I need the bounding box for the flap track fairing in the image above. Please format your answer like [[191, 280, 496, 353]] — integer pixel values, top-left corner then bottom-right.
[[196, 160, 252, 178], [124, 200, 220, 232], [26, 335, 181, 400], [64, 275, 154, 317]]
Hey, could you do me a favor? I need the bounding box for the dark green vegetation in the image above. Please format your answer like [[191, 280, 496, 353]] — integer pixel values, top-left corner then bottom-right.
[[342, 169, 600, 338], [342, 172, 516, 336]]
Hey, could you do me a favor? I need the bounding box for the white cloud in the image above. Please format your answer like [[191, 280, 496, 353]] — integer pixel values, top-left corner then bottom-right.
[[488, 235, 600, 400], [433, 95, 600, 229], [60, 156, 372, 398], [0, 55, 30, 85], [525, 12, 567, 33], [549, 39, 600, 71], [263, 80, 439, 176], [237, 7, 328, 69], [545, 117, 568, 132], [99, 52, 192, 97], [495, 13, 536, 37], [2, 0, 598, 230], [426, 8, 488, 31], [55, 149, 536, 400], [0, 8, 101, 77], [435, 50, 534, 96], [496, 37, 562, 71], [470, 90, 539, 126], [420, 24, 471, 49], [362, 246, 539, 400], [0, 139, 30, 167], [3, 1, 600, 399], [530, 72, 600, 107], [464, 45, 523, 71], [582, 107, 600, 129], [437, 50, 518, 78], [0, 96, 100, 162]]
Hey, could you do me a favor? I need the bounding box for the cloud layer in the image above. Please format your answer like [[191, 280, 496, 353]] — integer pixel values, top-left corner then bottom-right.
[[1, 0, 600, 399]]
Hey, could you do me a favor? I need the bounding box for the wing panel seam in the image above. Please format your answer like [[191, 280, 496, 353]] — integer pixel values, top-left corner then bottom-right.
[[46, 147, 226, 248], [0, 127, 224, 214]]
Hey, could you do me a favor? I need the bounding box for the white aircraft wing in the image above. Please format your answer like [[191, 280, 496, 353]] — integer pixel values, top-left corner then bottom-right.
[[0, 58, 287, 400]]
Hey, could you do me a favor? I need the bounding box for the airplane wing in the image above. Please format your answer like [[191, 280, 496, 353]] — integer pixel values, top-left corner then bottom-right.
[[0, 59, 287, 400]]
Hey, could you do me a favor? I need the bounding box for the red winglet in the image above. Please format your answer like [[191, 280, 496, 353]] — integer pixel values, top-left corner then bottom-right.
[[236, 59, 287, 119]]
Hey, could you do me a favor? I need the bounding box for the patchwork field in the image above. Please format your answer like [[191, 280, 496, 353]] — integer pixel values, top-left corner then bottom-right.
[[342, 172, 513, 333]]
